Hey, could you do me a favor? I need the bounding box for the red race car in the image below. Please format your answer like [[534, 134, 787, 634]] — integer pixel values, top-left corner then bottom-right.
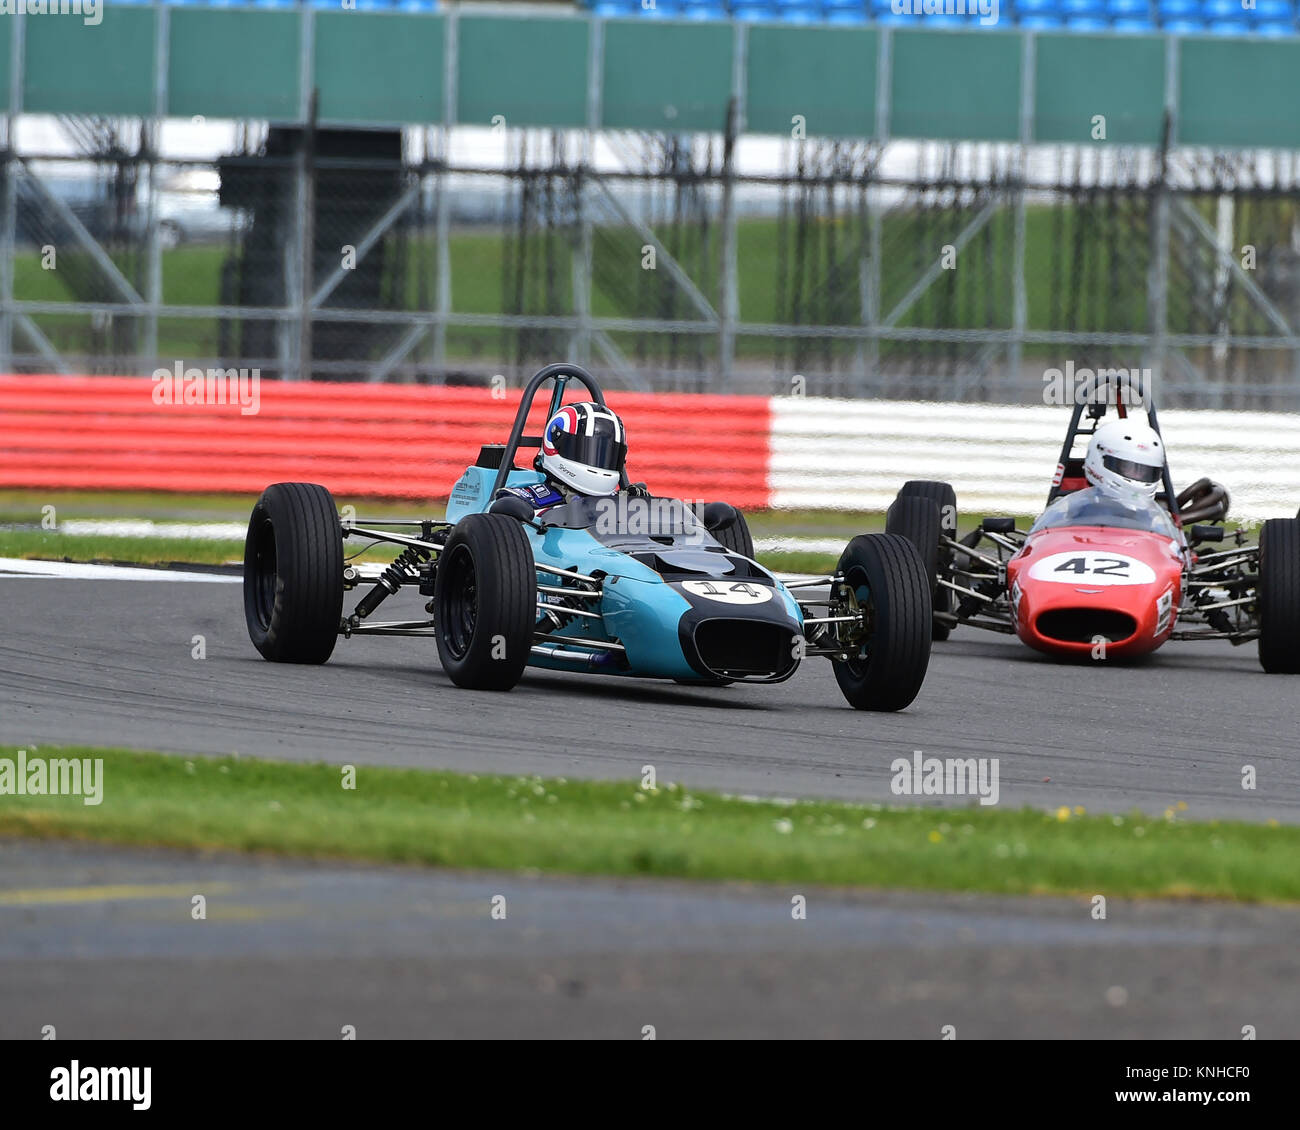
[[884, 379, 1300, 671]]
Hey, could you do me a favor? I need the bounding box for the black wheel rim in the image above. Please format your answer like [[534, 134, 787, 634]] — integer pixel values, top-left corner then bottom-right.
[[440, 543, 478, 660], [251, 515, 277, 630]]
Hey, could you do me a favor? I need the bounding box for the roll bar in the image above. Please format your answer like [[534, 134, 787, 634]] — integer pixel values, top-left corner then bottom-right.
[[490, 363, 630, 497], [1048, 370, 1178, 515]]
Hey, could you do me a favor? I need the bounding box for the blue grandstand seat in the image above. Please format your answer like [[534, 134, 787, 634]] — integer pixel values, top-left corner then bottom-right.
[[732, 3, 779, 18], [869, 0, 896, 11], [1060, 0, 1107, 16], [1015, 0, 1063, 16], [681, 3, 729, 17], [1254, 19, 1297, 31], [824, 0, 864, 8], [1163, 16, 1209, 27], [1251, 0, 1294, 20], [826, 6, 871, 20], [1066, 14, 1111, 25], [1201, 0, 1249, 18], [1207, 17, 1251, 30], [1156, 0, 1199, 16], [1111, 15, 1158, 27], [1106, 0, 1151, 15], [1018, 13, 1067, 25]]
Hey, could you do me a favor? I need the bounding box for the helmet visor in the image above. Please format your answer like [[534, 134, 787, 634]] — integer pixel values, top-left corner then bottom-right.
[[1103, 454, 1162, 485], [549, 417, 626, 472]]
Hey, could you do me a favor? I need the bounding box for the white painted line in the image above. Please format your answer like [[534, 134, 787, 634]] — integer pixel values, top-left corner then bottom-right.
[[755, 536, 846, 556], [59, 519, 246, 540], [0, 558, 241, 583]]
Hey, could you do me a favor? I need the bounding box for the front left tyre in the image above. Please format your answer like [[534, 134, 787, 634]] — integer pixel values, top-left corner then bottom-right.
[[434, 513, 536, 690], [243, 482, 344, 664]]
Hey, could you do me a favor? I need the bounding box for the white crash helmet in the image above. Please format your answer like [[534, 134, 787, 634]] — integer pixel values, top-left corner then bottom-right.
[[1084, 418, 1164, 499], [539, 401, 627, 497]]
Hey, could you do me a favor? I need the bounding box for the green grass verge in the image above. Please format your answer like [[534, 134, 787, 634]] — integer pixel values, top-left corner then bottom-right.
[[0, 527, 841, 573], [0, 488, 1041, 576], [0, 746, 1293, 901], [0, 530, 247, 568]]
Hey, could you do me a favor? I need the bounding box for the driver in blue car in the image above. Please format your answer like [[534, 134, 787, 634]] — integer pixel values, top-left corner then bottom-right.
[[1033, 418, 1179, 539], [494, 401, 638, 516]]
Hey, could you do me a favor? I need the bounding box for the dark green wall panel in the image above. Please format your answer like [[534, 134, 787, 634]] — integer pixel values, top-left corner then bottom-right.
[[890, 28, 1021, 141], [0, 21, 12, 114], [25, 9, 156, 116], [1035, 34, 1165, 144], [1178, 38, 1300, 148], [168, 11, 300, 121], [601, 21, 733, 132], [457, 16, 588, 127], [315, 13, 443, 124], [746, 25, 876, 138]]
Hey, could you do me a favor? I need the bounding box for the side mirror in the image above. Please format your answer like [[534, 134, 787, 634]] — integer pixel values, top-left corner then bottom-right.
[[982, 517, 1015, 534], [1190, 524, 1224, 543], [489, 494, 535, 523]]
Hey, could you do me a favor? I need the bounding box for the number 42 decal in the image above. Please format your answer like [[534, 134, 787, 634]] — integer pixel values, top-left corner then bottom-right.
[[1028, 551, 1157, 586], [1053, 556, 1130, 577]]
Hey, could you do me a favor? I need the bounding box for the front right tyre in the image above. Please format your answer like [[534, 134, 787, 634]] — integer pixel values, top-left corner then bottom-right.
[[1258, 516, 1300, 674]]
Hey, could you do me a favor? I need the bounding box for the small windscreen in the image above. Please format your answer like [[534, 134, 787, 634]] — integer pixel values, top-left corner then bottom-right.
[[1031, 490, 1178, 538]]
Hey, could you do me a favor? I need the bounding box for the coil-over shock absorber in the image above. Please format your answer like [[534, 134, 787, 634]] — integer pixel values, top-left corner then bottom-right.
[[351, 545, 430, 622]]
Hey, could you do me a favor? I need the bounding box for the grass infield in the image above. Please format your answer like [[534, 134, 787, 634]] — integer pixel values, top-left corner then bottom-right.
[[0, 746, 1294, 902]]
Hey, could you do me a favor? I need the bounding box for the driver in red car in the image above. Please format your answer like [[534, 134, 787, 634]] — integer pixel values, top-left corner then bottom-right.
[[1035, 418, 1178, 538]]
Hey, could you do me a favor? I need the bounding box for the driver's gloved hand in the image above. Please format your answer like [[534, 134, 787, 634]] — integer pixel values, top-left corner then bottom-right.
[[625, 481, 651, 499]]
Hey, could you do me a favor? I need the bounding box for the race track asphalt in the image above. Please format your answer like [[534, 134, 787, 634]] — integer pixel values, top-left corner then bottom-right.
[[3, 571, 1297, 1038], [3, 839, 1297, 1039], [1, 574, 1296, 823]]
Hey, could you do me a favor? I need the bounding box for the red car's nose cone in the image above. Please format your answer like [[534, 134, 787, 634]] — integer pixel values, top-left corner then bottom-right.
[[1007, 527, 1183, 658]]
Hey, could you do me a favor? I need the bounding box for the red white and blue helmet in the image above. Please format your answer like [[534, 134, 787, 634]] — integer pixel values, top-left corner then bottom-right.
[[540, 401, 627, 497]]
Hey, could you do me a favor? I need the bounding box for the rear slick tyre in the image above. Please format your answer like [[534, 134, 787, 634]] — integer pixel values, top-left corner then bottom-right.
[[894, 480, 958, 640]]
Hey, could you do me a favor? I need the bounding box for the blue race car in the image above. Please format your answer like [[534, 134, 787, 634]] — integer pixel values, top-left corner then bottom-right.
[[243, 364, 934, 710]]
